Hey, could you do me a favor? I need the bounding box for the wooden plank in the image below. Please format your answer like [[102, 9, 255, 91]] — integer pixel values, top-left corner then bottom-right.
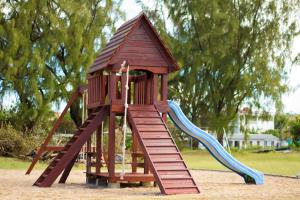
[[130, 111, 159, 118], [136, 125, 166, 132], [109, 73, 117, 102], [139, 132, 170, 138], [132, 118, 163, 125], [128, 105, 156, 111], [150, 154, 182, 162], [162, 179, 195, 188], [45, 146, 64, 151], [153, 162, 186, 171], [143, 139, 174, 146], [164, 188, 199, 195], [158, 170, 191, 179], [147, 146, 178, 154]]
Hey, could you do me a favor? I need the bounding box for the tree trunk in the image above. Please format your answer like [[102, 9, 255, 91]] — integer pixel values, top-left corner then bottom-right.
[[70, 99, 82, 128], [217, 133, 224, 146]]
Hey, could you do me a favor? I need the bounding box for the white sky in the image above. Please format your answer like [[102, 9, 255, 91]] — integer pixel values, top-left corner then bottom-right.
[[2, 0, 300, 114]]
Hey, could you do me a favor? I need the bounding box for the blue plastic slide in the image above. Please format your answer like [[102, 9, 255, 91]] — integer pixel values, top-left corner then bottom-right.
[[168, 100, 264, 184]]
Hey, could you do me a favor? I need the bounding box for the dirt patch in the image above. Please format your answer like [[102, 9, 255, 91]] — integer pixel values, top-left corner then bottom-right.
[[0, 169, 299, 200]]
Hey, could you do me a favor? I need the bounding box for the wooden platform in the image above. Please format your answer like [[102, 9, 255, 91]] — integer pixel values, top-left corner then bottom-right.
[[87, 172, 156, 182]]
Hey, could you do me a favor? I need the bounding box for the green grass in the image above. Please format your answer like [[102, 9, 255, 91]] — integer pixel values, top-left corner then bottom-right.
[[0, 157, 85, 171], [181, 150, 300, 176], [1, 150, 299, 176]]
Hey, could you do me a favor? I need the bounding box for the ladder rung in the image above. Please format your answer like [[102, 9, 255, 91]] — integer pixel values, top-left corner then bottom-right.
[[153, 160, 183, 163], [161, 177, 193, 180], [164, 185, 198, 189]]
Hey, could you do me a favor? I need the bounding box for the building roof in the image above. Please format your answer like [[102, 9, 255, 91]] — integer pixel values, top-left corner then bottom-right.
[[88, 12, 179, 74], [228, 134, 279, 141]]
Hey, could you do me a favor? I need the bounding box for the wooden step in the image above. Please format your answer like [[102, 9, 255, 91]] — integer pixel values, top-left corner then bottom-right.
[[130, 111, 160, 118], [129, 105, 157, 111], [162, 179, 196, 188], [139, 131, 170, 139], [147, 146, 178, 154], [143, 139, 174, 146], [164, 187, 199, 195], [153, 162, 187, 171], [136, 125, 166, 132], [133, 118, 163, 125]]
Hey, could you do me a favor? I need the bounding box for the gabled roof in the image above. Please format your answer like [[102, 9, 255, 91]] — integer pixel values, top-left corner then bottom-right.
[[88, 12, 179, 74]]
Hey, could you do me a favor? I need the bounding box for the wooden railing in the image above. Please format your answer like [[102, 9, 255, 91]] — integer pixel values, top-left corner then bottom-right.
[[87, 73, 107, 108]]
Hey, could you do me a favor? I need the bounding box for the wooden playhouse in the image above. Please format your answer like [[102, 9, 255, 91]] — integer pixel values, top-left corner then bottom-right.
[[28, 13, 199, 195]]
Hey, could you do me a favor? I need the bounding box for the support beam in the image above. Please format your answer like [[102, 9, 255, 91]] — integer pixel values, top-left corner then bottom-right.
[[108, 111, 116, 182], [96, 126, 102, 174]]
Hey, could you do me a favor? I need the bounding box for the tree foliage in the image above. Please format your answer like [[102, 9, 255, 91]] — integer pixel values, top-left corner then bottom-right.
[[143, 0, 300, 143], [0, 0, 123, 131], [288, 115, 300, 144]]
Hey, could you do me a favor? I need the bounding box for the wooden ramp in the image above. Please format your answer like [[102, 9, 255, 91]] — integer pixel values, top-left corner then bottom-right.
[[128, 105, 200, 195], [34, 106, 109, 187]]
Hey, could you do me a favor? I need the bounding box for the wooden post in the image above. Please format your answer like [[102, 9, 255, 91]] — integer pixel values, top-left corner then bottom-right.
[[161, 74, 168, 122], [131, 130, 137, 173], [108, 111, 116, 182], [151, 74, 158, 104], [86, 136, 92, 174], [96, 125, 102, 174]]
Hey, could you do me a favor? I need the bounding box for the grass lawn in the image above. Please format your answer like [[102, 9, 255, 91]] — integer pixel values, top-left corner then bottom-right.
[[0, 150, 299, 176], [181, 150, 300, 176], [0, 157, 85, 171]]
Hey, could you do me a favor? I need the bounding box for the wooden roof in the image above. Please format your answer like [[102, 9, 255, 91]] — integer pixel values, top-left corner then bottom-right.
[[88, 13, 179, 74]]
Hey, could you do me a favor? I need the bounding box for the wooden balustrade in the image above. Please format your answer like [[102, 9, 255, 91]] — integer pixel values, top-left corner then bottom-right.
[[87, 73, 107, 108]]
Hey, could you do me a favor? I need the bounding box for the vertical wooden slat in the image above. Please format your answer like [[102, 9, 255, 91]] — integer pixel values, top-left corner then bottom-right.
[[110, 73, 117, 104], [121, 74, 126, 104], [134, 81, 138, 104], [145, 74, 152, 104]]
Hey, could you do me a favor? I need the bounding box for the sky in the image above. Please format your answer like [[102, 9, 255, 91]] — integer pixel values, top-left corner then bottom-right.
[[2, 0, 300, 114]]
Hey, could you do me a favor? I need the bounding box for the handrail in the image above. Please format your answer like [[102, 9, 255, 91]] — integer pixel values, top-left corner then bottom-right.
[[25, 85, 86, 175]]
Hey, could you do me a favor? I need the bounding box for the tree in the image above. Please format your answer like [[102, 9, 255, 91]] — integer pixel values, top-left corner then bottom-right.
[[288, 115, 300, 145], [0, 0, 123, 132], [274, 113, 289, 139], [143, 0, 299, 144]]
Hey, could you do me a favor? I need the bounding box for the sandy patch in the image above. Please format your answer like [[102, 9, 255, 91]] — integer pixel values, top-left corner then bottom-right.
[[0, 169, 299, 200]]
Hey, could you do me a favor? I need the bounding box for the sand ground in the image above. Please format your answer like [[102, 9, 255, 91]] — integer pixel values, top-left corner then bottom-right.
[[0, 169, 299, 200]]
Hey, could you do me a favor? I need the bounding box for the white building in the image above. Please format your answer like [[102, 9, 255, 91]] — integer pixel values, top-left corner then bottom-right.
[[225, 107, 279, 149], [227, 133, 280, 148]]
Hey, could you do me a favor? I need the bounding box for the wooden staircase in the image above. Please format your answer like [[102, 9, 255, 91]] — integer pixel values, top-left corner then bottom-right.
[[128, 105, 200, 195], [34, 106, 109, 187]]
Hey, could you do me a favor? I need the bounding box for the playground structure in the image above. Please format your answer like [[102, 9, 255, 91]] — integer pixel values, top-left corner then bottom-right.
[[27, 13, 263, 195]]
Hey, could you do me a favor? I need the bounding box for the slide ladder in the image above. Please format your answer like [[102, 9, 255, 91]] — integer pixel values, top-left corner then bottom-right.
[[168, 100, 264, 185], [34, 106, 109, 187], [128, 105, 200, 195]]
